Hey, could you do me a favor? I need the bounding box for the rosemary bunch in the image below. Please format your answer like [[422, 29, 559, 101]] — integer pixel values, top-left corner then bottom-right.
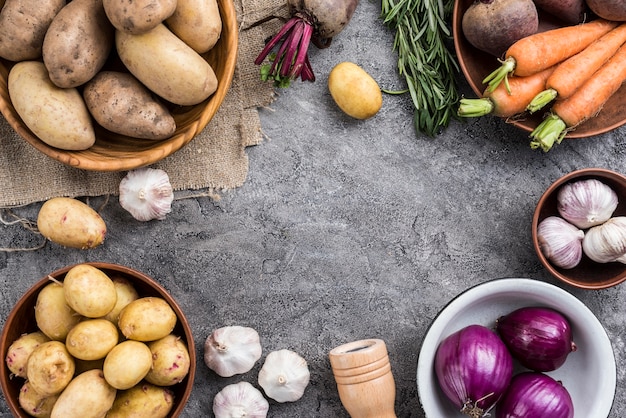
[[381, 0, 459, 136]]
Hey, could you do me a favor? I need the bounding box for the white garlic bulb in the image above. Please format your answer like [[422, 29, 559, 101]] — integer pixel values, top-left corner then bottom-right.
[[258, 349, 310, 403], [213, 381, 269, 418], [582, 216, 626, 263], [204, 326, 262, 377], [557, 179, 618, 229], [537, 216, 585, 269], [119, 167, 174, 221]]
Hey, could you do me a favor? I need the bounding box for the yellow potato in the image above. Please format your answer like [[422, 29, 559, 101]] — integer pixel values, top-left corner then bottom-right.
[[66, 318, 119, 360], [37, 197, 106, 249], [166, 0, 222, 53], [328, 62, 383, 120], [103, 276, 139, 324], [103, 340, 153, 390], [104, 0, 176, 34], [35, 282, 83, 341], [145, 334, 191, 386], [106, 382, 174, 418], [8, 61, 96, 150], [18, 381, 60, 418], [50, 369, 116, 418], [26, 341, 75, 396], [118, 297, 177, 341], [63, 264, 117, 318], [5, 331, 50, 378], [116, 24, 218, 106]]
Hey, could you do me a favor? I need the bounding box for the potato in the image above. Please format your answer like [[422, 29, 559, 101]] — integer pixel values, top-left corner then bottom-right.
[[103, 340, 153, 390], [5, 331, 50, 378], [118, 297, 177, 341], [103, 276, 139, 324], [104, 0, 177, 34], [328, 62, 383, 120], [0, 0, 65, 61], [166, 0, 222, 53], [19, 381, 60, 418], [106, 382, 174, 418], [116, 24, 218, 106], [83, 71, 176, 140], [42, 0, 114, 88], [26, 341, 75, 396], [37, 197, 106, 249], [50, 369, 116, 418], [8, 61, 96, 151], [63, 264, 117, 318], [35, 282, 83, 341], [65, 319, 119, 360], [145, 334, 191, 386]]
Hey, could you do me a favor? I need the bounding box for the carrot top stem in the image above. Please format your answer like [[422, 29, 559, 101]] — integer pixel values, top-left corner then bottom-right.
[[457, 98, 495, 117], [529, 114, 568, 151], [482, 57, 516, 94], [527, 88, 558, 113]]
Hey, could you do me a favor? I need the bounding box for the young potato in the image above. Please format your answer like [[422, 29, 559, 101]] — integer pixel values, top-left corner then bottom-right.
[[103, 276, 139, 324], [50, 369, 116, 418], [118, 297, 177, 341], [65, 319, 119, 360], [106, 382, 174, 418], [42, 0, 114, 88], [116, 24, 218, 106], [26, 341, 75, 396], [37, 197, 106, 249], [83, 71, 176, 140], [19, 381, 60, 418], [104, 0, 177, 34], [5, 331, 50, 378], [35, 282, 83, 341], [63, 264, 117, 318], [0, 0, 65, 61], [8, 61, 96, 151], [166, 0, 222, 53], [103, 340, 153, 390], [328, 62, 383, 120], [145, 334, 191, 386]]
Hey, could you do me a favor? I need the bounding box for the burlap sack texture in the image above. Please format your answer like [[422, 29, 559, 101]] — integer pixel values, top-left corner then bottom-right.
[[0, 0, 289, 207]]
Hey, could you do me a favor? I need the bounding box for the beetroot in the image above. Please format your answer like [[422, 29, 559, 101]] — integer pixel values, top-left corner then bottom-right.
[[586, 0, 626, 21], [533, 0, 586, 24]]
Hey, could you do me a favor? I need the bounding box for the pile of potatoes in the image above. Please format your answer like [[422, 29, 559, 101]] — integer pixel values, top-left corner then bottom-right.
[[5, 264, 191, 418], [0, 0, 222, 151]]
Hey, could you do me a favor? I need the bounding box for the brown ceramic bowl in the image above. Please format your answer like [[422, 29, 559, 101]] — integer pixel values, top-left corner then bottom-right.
[[0, 0, 238, 172], [0, 262, 196, 417], [452, 0, 626, 137], [532, 168, 626, 289]]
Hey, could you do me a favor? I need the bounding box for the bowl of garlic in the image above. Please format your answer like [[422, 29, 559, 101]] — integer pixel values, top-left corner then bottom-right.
[[532, 168, 626, 289]]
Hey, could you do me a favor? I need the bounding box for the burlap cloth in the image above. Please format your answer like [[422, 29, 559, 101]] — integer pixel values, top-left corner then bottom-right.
[[0, 0, 289, 207]]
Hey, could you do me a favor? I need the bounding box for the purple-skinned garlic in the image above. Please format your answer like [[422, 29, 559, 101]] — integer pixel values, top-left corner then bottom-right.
[[119, 167, 173, 221], [213, 381, 269, 418], [537, 216, 585, 269], [204, 326, 262, 377], [557, 179, 618, 229]]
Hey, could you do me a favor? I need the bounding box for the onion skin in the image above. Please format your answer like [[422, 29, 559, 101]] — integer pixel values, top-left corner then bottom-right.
[[495, 372, 574, 418], [435, 324, 513, 416], [496, 307, 576, 372]]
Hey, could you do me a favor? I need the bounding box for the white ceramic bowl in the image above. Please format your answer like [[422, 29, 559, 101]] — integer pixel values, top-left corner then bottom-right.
[[416, 278, 616, 417]]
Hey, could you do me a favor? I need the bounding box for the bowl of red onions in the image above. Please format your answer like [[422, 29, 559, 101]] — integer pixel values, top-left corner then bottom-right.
[[416, 278, 615, 417]]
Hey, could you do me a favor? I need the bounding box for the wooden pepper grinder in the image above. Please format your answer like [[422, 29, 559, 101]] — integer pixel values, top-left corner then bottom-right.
[[329, 339, 397, 418]]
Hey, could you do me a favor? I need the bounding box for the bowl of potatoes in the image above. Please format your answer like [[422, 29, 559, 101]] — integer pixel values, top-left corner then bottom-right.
[[0, 262, 195, 418], [0, 0, 238, 171]]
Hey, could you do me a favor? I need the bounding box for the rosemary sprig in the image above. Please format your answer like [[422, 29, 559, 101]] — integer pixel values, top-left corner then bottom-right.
[[381, 0, 460, 136]]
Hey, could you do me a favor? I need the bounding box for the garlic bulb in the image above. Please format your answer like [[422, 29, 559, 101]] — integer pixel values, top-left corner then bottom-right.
[[258, 349, 310, 403], [557, 179, 618, 229], [537, 216, 585, 269], [204, 326, 262, 377], [119, 167, 174, 221], [582, 216, 626, 263], [213, 381, 269, 418]]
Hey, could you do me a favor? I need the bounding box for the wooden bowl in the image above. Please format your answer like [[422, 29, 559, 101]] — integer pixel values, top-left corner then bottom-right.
[[0, 262, 196, 417], [532, 168, 626, 289], [452, 0, 626, 137], [0, 0, 238, 172]]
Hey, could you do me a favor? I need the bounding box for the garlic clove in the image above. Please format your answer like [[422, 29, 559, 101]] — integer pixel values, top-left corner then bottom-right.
[[204, 326, 262, 377], [557, 179, 618, 229], [213, 381, 269, 418], [258, 349, 310, 403], [119, 167, 174, 221], [582, 216, 626, 263], [537, 216, 585, 269]]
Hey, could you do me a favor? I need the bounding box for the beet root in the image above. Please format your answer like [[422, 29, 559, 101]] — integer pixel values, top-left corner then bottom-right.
[[586, 0, 626, 21], [533, 0, 586, 24]]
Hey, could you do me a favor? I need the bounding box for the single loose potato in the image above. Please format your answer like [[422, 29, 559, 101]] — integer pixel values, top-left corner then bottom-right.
[[50, 369, 116, 418], [19, 381, 60, 418], [35, 282, 83, 341], [26, 341, 75, 396], [83, 71, 176, 140], [8, 61, 96, 150], [328, 62, 382, 120], [5, 331, 50, 378], [103, 276, 139, 324], [104, 0, 177, 34], [63, 264, 117, 318], [145, 334, 191, 386], [106, 382, 174, 418], [37, 197, 106, 249], [166, 0, 222, 53], [116, 24, 218, 106], [103, 340, 153, 390], [118, 297, 177, 341], [65, 318, 119, 360]]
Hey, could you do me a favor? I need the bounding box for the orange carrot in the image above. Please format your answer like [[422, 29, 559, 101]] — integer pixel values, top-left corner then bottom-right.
[[458, 66, 556, 118], [527, 22, 626, 113], [483, 19, 618, 94], [530, 43, 626, 151]]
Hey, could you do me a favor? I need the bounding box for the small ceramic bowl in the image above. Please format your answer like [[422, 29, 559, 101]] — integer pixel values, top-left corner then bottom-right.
[[532, 168, 626, 289], [417, 278, 616, 417], [0, 262, 195, 417]]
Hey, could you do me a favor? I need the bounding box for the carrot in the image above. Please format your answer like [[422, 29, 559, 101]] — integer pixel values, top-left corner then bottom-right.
[[483, 19, 618, 94], [527, 23, 626, 113], [530, 43, 626, 152], [458, 66, 556, 118]]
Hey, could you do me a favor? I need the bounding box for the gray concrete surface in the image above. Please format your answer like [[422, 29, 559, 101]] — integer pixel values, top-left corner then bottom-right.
[[2, 1, 626, 416]]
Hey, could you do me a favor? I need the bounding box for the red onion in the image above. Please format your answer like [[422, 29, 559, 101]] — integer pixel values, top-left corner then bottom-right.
[[496, 307, 577, 372], [495, 372, 574, 418], [435, 324, 513, 417]]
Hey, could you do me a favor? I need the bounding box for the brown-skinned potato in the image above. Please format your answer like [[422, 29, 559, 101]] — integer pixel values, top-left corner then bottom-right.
[[166, 0, 222, 53], [104, 0, 177, 34]]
